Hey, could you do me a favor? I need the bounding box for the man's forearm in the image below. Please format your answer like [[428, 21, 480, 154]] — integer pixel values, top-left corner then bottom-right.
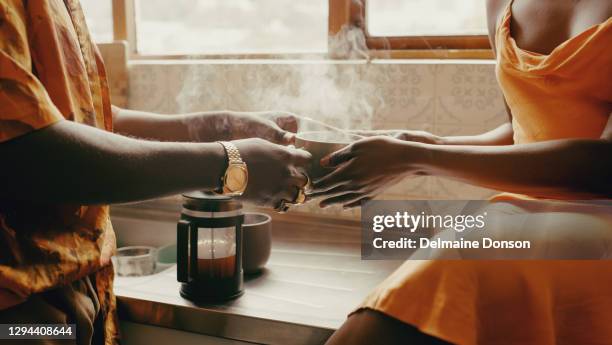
[[112, 106, 232, 142], [1, 120, 226, 204]]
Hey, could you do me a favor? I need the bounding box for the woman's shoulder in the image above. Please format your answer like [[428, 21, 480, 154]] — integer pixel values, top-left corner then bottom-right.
[[485, 0, 511, 55]]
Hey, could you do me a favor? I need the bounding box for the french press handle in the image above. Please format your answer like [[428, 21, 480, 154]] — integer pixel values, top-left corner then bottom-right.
[[177, 219, 192, 283]]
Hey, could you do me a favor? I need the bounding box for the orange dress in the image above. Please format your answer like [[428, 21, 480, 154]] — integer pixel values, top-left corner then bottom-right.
[[358, 3, 612, 345], [0, 0, 117, 343]]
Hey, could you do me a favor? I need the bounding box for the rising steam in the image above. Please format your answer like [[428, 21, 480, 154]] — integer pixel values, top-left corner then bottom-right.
[[175, 22, 388, 139]]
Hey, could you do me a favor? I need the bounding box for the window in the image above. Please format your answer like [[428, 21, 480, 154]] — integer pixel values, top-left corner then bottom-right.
[[330, 0, 492, 57], [83, 0, 493, 59], [367, 0, 487, 37], [80, 0, 114, 43], [135, 0, 328, 55]]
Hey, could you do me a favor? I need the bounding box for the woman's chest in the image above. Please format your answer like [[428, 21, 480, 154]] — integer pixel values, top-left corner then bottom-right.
[[491, 0, 611, 55]]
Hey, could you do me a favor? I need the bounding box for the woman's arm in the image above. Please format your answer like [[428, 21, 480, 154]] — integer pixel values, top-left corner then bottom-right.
[[434, 122, 514, 146], [420, 138, 611, 199], [349, 122, 513, 146], [112, 106, 297, 144], [312, 114, 612, 207], [355, 97, 515, 146]]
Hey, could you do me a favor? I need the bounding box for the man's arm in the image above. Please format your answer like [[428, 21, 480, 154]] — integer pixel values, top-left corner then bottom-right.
[[1, 120, 311, 207], [112, 106, 297, 144], [1, 120, 226, 204], [112, 106, 229, 142], [0, 2, 307, 207]]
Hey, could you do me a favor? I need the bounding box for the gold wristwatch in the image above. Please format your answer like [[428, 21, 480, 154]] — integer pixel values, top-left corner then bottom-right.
[[217, 141, 248, 196]]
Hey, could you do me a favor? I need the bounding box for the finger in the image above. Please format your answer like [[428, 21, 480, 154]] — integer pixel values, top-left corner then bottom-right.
[[320, 145, 354, 168], [289, 168, 309, 188], [281, 186, 300, 205], [273, 184, 296, 208], [268, 125, 292, 144], [281, 131, 296, 145], [278, 178, 307, 206], [287, 185, 308, 205], [320, 193, 363, 208], [393, 132, 407, 140], [348, 129, 388, 137], [347, 129, 373, 137], [268, 128, 295, 145], [308, 182, 354, 199], [290, 148, 312, 166], [272, 198, 290, 213], [275, 115, 299, 133], [311, 165, 351, 193], [344, 197, 371, 209]]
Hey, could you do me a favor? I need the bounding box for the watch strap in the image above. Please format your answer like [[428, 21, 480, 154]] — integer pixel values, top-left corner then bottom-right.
[[218, 141, 244, 165]]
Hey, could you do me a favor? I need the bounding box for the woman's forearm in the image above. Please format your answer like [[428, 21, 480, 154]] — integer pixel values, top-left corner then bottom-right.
[[361, 123, 514, 146], [414, 138, 612, 199], [1, 120, 226, 204], [437, 123, 514, 146]]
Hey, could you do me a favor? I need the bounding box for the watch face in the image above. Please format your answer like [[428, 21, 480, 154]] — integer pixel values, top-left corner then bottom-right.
[[225, 164, 248, 193]]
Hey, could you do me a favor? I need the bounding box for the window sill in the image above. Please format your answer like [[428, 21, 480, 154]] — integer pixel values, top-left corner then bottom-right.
[[126, 58, 496, 67], [97, 42, 494, 63], [128, 49, 494, 62]]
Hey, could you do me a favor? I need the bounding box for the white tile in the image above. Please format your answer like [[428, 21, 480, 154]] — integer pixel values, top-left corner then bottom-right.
[[435, 64, 506, 126]]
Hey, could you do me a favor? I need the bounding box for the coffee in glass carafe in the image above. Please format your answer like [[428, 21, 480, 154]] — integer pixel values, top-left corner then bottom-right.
[[196, 227, 236, 278], [177, 192, 244, 302]]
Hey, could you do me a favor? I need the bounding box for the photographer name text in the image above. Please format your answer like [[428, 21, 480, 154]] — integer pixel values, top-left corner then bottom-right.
[[373, 237, 531, 249]]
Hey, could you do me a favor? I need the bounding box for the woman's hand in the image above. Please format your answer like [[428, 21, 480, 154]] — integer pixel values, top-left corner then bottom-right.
[[233, 138, 311, 209], [227, 111, 299, 145], [310, 136, 427, 208], [349, 129, 442, 144]]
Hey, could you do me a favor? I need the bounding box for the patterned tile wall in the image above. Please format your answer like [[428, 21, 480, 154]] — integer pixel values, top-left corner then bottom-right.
[[128, 61, 508, 218]]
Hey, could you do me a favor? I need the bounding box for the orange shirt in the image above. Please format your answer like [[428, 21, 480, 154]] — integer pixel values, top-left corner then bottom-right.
[[0, 0, 117, 342]]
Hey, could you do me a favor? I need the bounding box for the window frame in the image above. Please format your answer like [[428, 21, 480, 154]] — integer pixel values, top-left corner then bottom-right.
[[329, 0, 493, 59], [110, 0, 493, 59]]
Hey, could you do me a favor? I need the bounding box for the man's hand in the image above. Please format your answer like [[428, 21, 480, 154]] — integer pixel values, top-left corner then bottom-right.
[[227, 111, 299, 145], [233, 138, 311, 208]]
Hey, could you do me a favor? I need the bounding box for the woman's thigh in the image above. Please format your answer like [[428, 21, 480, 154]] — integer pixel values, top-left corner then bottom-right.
[[325, 309, 451, 345], [473, 202, 612, 259]]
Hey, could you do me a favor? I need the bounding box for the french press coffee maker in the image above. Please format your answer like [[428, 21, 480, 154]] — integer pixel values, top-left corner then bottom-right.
[[177, 191, 244, 302]]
